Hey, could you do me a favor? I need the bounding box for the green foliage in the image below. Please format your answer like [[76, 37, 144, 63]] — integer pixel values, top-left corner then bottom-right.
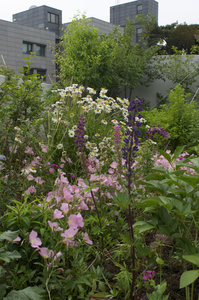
[[56, 14, 160, 98], [156, 47, 199, 92], [143, 84, 198, 151]]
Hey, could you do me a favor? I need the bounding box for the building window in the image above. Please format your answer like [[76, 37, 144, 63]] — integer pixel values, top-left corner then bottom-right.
[[36, 69, 46, 81], [47, 12, 59, 24], [137, 4, 143, 14], [36, 45, 45, 56], [136, 28, 142, 42], [23, 42, 33, 54]]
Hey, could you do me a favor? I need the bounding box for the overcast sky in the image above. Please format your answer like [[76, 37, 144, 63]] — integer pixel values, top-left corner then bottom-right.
[[0, 0, 198, 26]]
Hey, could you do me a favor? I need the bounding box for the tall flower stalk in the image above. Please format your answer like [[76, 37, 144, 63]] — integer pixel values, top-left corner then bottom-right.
[[74, 115, 104, 258], [122, 98, 143, 299]]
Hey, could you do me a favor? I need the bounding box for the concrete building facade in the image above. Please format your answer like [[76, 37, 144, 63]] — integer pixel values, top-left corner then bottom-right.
[[0, 0, 158, 85]]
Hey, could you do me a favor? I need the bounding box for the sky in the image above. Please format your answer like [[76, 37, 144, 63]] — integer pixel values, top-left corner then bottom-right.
[[0, 0, 198, 26]]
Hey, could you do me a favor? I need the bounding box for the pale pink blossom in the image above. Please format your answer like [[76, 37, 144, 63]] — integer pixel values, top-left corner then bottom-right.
[[24, 146, 34, 155], [68, 213, 84, 229], [29, 230, 42, 248], [61, 228, 78, 243], [83, 232, 93, 245], [25, 185, 36, 195], [60, 203, 69, 214], [48, 220, 63, 231], [53, 209, 64, 219], [39, 247, 54, 258], [34, 177, 45, 184]]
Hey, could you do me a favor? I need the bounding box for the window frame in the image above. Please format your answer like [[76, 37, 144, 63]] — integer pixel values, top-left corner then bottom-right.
[[137, 4, 143, 14], [36, 44, 46, 57], [23, 41, 33, 54], [47, 12, 59, 24], [36, 69, 46, 81]]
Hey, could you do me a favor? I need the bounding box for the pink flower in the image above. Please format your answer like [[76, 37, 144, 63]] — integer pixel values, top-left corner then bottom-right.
[[60, 203, 69, 214], [25, 185, 36, 195], [63, 188, 72, 201], [61, 227, 78, 244], [68, 213, 84, 229], [41, 145, 48, 153], [9, 145, 17, 153], [83, 232, 93, 245], [34, 177, 45, 184], [110, 161, 118, 169], [27, 174, 34, 181], [80, 201, 88, 210], [29, 230, 42, 248], [39, 247, 54, 258], [24, 146, 34, 155], [48, 220, 63, 231], [53, 209, 64, 219], [49, 167, 55, 173]]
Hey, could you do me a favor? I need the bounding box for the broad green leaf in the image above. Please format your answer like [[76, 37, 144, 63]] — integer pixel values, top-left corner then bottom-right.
[[139, 223, 155, 233], [0, 283, 6, 299], [171, 198, 183, 212], [0, 250, 21, 262], [5, 287, 43, 300], [0, 231, 19, 242], [173, 146, 185, 160], [158, 149, 172, 163], [183, 254, 199, 267], [159, 207, 171, 226], [180, 270, 199, 289]]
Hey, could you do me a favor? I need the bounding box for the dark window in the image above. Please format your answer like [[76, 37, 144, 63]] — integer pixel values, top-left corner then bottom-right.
[[47, 12, 59, 24], [23, 42, 32, 54], [36, 45, 45, 56], [137, 28, 142, 42], [36, 69, 46, 81], [137, 4, 143, 14]]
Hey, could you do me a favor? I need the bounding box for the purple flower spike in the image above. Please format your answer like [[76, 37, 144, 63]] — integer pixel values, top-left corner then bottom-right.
[[74, 115, 86, 151]]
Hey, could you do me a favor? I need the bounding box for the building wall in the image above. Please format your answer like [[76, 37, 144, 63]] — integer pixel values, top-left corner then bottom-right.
[[13, 6, 62, 36], [0, 19, 56, 84], [110, 0, 158, 27]]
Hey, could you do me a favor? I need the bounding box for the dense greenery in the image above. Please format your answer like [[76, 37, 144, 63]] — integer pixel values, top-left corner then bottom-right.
[[55, 14, 160, 98]]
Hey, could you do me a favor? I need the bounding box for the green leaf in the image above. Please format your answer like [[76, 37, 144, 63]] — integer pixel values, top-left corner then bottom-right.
[[4, 287, 43, 300], [183, 254, 199, 267], [0, 231, 19, 242], [173, 146, 185, 160], [180, 270, 199, 289], [158, 149, 172, 163], [0, 284, 6, 299], [0, 250, 21, 263], [112, 191, 131, 210], [139, 223, 155, 233]]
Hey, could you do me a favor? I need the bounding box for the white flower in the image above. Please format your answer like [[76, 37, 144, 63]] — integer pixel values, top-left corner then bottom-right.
[[15, 137, 22, 143], [87, 87, 96, 94], [101, 119, 107, 125], [84, 135, 89, 139], [69, 113, 74, 118], [57, 144, 63, 149], [93, 147, 99, 152], [111, 145, 116, 151], [94, 108, 102, 114], [72, 125, 77, 131], [85, 141, 92, 149], [97, 104, 104, 110], [89, 151, 98, 157], [68, 130, 75, 137], [95, 133, 100, 137], [111, 119, 118, 125], [14, 126, 20, 131]]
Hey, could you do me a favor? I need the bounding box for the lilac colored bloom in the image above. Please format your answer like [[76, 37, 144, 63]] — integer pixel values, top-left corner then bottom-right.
[[41, 145, 48, 153], [27, 174, 34, 181], [39, 247, 54, 259], [122, 98, 143, 179], [146, 125, 170, 140], [53, 209, 64, 219], [74, 115, 86, 150], [29, 230, 42, 248]]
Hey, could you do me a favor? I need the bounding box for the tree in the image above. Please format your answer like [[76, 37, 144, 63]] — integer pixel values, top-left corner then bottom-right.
[[55, 14, 116, 92], [55, 14, 160, 98], [166, 24, 199, 54]]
